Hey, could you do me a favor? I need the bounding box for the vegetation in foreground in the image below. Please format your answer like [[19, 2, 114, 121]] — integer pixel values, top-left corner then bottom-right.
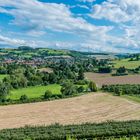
[[0, 120, 140, 140]]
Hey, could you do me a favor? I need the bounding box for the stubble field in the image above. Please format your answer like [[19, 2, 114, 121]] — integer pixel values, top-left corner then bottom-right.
[[85, 72, 140, 87], [0, 93, 140, 129]]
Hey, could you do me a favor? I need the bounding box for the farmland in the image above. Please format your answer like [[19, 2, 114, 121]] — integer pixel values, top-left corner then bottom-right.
[[8, 84, 61, 100], [0, 120, 140, 140], [112, 58, 140, 69], [0, 93, 140, 129], [0, 47, 139, 139], [85, 72, 140, 86]]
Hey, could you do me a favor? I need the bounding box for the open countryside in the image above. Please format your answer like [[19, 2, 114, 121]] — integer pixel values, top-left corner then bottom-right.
[[0, 0, 140, 139]]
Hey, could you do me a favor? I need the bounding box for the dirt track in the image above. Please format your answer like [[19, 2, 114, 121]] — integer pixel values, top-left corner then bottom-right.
[[85, 72, 140, 86], [0, 93, 140, 129]]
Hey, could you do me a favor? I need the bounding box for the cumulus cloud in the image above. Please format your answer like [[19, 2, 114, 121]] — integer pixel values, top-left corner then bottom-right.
[[90, 0, 140, 23], [0, 34, 37, 47], [0, 0, 105, 34], [0, 0, 139, 53]]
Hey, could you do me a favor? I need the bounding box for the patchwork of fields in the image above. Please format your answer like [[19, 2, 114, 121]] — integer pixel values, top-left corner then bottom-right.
[[0, 93, 140, 129], [85, 72, 140, 87]]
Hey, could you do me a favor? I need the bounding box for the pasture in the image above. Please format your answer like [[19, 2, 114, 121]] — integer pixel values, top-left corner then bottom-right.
[[0, 93, 140, 129], [112, 58, 140, 69], [8, 84, 61, 100], [85, 72, 140, 87]]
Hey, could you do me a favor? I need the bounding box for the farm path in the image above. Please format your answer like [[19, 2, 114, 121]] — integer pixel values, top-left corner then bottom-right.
[[0, 93, 140, 129]]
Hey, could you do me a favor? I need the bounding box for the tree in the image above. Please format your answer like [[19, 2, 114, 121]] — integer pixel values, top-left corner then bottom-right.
[[78, 68, 84, 80], [61, 82, 77, 96], [49, 73, 57, 84], [117, 66, 126, 74], [0, 82, 10, 101], [98, 66, 112, 73], [44, 90, 52, 99], [88, 81, 97, 92]]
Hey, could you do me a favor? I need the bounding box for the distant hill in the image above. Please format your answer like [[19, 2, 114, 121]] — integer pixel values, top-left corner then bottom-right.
[[0, 46, 131, 60]]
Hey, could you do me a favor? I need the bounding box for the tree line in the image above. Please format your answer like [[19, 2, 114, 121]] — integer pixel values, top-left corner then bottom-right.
[[102, 84, 140, 96]]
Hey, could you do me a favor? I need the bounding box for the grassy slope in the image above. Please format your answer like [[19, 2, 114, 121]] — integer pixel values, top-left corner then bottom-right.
[[113, 58, 140, 69], [8, 84, 61, 100]]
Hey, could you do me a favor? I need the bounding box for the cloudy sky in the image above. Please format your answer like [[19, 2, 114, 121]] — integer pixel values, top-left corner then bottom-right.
[[0, 0, 140, 53]]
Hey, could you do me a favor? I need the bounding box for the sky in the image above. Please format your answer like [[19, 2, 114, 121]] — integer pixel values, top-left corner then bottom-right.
[[0, 0, 140, 53]]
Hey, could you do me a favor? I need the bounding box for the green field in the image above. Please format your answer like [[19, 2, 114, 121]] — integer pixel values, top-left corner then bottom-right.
[[8, 84, 61, 100], [113, 58, 140, 69], [0, 74, 7, 81]]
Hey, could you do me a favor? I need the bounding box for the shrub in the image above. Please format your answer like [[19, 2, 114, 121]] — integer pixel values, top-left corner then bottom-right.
[[77, 86, 85, 93], [98, 66, 112, 73], [44, 90, 52, 99], [61, 82, 78, 96], [88, 81, 98, 92], [20, 95, 28, 102]]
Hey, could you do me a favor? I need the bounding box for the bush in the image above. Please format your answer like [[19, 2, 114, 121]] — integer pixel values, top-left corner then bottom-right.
[[98, 66, 112, 73], [75, 80, 89, 85], [61, 82, 78, 96], [114, 88, 122, 96], [44, 90, 52, 99], [88, 81, 98, 92], [77, 86, 85, 93], [20, 95, 28, 102]]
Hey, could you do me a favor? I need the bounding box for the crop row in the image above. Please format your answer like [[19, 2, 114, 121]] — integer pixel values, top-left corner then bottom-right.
[[0, 120, 140, 140]]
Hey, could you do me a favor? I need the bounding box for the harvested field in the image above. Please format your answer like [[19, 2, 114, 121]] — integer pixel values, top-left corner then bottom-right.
[[85, 72, 140, 87], [0, 93, 140, 129]]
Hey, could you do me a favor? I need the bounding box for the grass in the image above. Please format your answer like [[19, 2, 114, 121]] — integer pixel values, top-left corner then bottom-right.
[[123, 95, 140, 103], [0, 74, 7, 81], [113, 58, 140, 69], [8, 84, 61, 100]]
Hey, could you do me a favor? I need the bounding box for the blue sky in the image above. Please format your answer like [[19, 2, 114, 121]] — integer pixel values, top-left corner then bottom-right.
[[0, 0, 140, 53]]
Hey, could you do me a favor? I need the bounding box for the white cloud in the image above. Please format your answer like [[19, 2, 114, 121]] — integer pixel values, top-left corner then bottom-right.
[[0, 35, 26, 46], [0, 34, 37, 47], [0, 0, 105, 35], [90, 0, 140, 23], [0, 0, 139, 53]]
